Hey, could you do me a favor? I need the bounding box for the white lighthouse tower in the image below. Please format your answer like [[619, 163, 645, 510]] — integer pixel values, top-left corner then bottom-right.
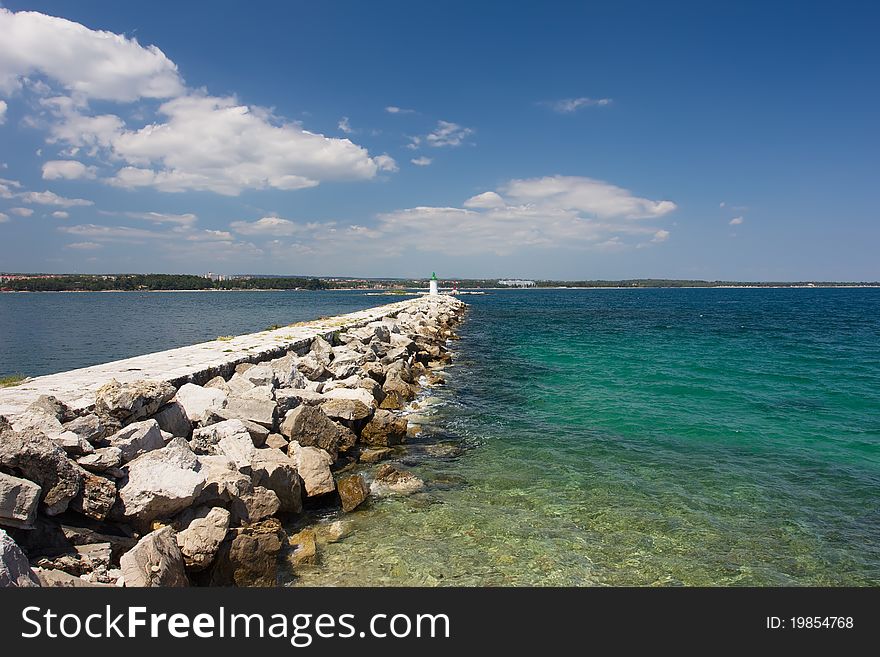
[[429, 272, 439, 296]]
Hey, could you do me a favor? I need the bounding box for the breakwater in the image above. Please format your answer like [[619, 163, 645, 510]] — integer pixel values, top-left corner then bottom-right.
[[0, 294, 466, 587]]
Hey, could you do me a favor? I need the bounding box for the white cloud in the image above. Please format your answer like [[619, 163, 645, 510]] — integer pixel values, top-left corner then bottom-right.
[[0, 212, 8, 223], [59, 224, 166, 241], [338, 116, 353, 134], [0, 8, 184, 101], [729, 216, 744, 225], [463, 191, 506, 209], [104, 94, 384, 195], [385, 106, 415, 114], [374, 154, 398, 172], [424, 120, 473, 147], [10, 207, 34, 216], [0, 99, 6, 124], [0, 177, 22, 198], [500, 175, 676, 219], [51, 210, 69, 219], [223, 175, 675, 258], [544, 97, 613, 113], [65, 241, 102, 250], [651, 229, 670, 243], [42, 159, 97, 180], [122, 211, 198, 226], [192, 229, 234, 242], [230, 216, 305, 237], [1, 10, 394, 195], [20, 190, 93, 207], [719, 201, 726, 208], [410, 156, 432, 167]]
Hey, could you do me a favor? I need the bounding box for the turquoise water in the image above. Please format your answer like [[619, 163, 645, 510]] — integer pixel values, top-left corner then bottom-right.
[[3, 288, 879, 585], [292, 288, 880, 586]]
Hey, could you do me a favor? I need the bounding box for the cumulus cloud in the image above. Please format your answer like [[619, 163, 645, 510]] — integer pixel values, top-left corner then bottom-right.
[[385, 106, 415, 114], [0, 99, 6, 124], [337, 116, 353, 134], [65, 241, 102, 250], [374, 154, 399, 172], [42, 159, 97, 180], [0, 8, 184, 101], [1, 9, 394, 195], [51, 210, 69, 219], [223, 175, 675, 258], [230, 216, 305, 237], [410, 156, 432, 167], [10, 207, 34, 216], [729, 216, 744, 225], [0, 177, 22, 198], [544, 97, 613, 113], [19, 190, 93, 207]]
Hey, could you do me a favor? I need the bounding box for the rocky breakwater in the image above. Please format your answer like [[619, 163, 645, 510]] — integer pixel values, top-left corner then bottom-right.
[[0, 295, 466, 587]]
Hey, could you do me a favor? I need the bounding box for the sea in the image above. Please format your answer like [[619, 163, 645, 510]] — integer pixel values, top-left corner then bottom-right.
[[2, 287, 878, 585]]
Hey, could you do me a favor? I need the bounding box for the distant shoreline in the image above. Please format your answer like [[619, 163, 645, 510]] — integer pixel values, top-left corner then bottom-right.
[[3, 285, 880, 294]]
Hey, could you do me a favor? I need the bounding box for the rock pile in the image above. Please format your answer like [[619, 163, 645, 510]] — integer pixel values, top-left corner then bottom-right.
[[0, 295, 466, 587]]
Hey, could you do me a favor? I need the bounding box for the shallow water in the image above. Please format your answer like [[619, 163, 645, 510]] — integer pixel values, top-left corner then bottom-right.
[[3, 287, 878, 585], [289, 288, 880, 586]]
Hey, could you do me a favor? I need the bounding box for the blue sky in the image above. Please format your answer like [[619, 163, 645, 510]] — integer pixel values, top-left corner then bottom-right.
[[0, 1, 877, 280]]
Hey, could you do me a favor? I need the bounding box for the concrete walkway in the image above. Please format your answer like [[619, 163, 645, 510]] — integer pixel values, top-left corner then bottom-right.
[[0, 295, 432, 419]]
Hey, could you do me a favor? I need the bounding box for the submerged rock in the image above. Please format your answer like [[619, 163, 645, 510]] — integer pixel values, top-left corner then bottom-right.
[[371, 463, 425, 496], [287, 528, 317, 567]]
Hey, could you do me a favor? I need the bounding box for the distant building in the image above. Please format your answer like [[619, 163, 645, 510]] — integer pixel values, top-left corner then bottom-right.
[[204, 272, 226, 282], [498, 279, 536, 288]]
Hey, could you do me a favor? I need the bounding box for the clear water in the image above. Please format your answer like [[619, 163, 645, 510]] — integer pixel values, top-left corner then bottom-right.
[[3, 288, 879, 585], [291, 288, 880, 586]]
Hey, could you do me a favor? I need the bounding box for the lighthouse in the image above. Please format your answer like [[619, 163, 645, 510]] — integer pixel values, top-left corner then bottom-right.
[[429, 272, 439, 296]]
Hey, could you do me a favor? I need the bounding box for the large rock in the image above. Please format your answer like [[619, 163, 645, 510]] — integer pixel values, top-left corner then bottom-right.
[[0, 473, 41, 529], [275, 388, 325, 413], [119, 526, 189, 587], [176, 507, 230, 571], [296, 353, 327, 381], [153, 401, 192, 438], [337, 474, 369, 512], [107, 419, 164, 462], [77, 446, 123, 474], [63, 414, 106, 444], [95, 379, 176, 424], [191, 420, 257, 474], [270, 354, 306, 389], [319, 398, 373, 424], [175, 383, 227, 425], [52, 431, 94, 457], [0, 529, 40, 587], [70, 469, 117, 520], [328, 346, 367, 378], [208, 519, 284, 587], [229, 486, 281, 525], [280, 405, 356, 457], [322, 386, 377, 409], [250, 449, 302, 514], [360, 410, 407, 447], [0, 425, 82, 515], [310, 336, 333, 365], [118, 438, 206, 526], [10, 396, 71, 438], [194, 455, 252, 506], [288, 442, 335, 497], [380, 375, 418, 410], [216, 396, 276, 429], [240, 364, 276, 388]]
